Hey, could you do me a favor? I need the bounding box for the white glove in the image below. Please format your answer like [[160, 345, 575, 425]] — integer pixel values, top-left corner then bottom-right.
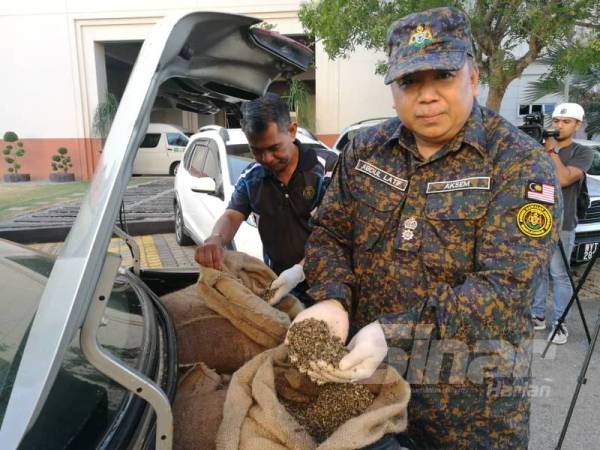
[[308, 321, 388, 383], [268, 264, 305, 305]]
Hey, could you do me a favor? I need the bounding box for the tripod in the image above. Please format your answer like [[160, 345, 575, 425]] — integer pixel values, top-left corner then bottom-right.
[[541, 238, 595, 358], [555, 306, 600, 449]]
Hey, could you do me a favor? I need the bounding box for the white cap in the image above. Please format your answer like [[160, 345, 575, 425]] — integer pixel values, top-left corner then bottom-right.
[[552, 103, 584, 121]]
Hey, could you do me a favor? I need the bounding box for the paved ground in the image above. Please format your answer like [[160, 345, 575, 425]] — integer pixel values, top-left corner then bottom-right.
[[529, 262, 600, 450], [30, 232, 196, 269], [26, 234, 600, 449]]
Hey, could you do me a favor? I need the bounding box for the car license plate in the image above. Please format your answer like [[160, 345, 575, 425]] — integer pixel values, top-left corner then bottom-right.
[[582, 243, 599, 262]]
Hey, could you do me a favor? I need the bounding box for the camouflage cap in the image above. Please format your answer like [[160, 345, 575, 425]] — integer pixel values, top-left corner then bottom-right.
[[384, 7, 475, 85]]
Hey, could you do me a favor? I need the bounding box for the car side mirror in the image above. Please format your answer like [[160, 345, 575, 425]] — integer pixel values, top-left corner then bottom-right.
[[190, 177, 216, 194]]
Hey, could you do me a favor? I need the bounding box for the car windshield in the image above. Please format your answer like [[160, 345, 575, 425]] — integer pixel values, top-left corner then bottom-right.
[[225, 142, 331, 183], [226, 143, 254, 184]]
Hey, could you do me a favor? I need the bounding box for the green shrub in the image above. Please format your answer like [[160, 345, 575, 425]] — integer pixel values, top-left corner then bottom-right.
[[3, 131, 25, 174], [51, 146, 72, 173], [3, 131, 18, 142]]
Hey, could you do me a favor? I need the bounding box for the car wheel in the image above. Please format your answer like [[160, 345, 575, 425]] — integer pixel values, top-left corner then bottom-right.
[[174, 202, 194, 246], [170, 162, 180, 176]]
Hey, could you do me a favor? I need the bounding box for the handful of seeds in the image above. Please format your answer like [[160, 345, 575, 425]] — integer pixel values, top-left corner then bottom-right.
[[283, 318, 375, 442], [287, 318, 347, 376]]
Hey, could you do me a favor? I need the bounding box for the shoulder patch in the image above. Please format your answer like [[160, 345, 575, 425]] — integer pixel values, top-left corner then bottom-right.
[[526, 181, 555, 204], [516, 203, 552, 238]]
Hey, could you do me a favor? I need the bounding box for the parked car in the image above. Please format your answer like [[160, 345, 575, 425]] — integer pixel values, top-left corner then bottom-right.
[[197, 124, 328, 148], [331, 117, 392, 153], [572, 138, 600, 263], [0, 11, 313, 450], [132, 123, 189, 175], [173, 126, 337, 259]]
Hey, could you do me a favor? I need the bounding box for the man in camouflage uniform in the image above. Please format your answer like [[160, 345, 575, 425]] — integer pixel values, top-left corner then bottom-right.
[[290, 7, 562, 449]]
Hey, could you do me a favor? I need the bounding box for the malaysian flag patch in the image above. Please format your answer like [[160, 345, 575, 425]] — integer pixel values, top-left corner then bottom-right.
[[526, 181, 555, 204]]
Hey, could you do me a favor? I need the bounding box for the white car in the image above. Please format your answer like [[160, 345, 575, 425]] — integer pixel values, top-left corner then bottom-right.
[[331, 117, 392, 153], [173, 127, 337, 260], [132, 123, 189, 175], [572, 138, 600, 263]]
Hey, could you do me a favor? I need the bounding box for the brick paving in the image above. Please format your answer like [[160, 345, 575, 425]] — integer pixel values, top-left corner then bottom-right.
[[30, 233, 197, 269]]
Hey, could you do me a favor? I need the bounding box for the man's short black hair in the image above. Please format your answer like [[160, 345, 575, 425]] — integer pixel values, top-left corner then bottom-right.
[[240, 93, 291, 137]]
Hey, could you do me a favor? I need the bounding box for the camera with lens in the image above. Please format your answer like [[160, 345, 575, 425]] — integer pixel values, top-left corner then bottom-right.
[[517, 112, 560, 143]]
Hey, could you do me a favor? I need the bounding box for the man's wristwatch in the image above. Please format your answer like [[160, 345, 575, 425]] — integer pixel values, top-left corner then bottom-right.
[[207, 233, 224, 245], [551, 146, 560, 155]]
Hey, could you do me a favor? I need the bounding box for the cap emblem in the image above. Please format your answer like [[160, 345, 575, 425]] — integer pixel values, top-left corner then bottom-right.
[[408, 24, 434, 48]]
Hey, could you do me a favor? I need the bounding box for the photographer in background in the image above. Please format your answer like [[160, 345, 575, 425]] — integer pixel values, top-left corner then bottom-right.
[[532, 103, 594, 344]]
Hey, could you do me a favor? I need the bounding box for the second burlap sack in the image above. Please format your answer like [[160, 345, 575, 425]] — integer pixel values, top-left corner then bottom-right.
[[216, 345, 411, 450], [172, 363, 229, 450], [161, 284, 265, 373], [199, 251, 304, 348]]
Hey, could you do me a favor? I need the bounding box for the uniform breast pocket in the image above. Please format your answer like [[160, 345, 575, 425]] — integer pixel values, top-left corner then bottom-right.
[[351, 181, 404, 252], [422, 190, 489, 279]]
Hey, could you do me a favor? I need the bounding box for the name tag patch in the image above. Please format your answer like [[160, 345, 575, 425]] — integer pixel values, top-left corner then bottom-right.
[[426, 176, 491, 194], [355, 159, 408, 191]]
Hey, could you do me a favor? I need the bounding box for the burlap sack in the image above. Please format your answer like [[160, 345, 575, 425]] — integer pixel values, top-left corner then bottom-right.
[[216, 345, 411, 450], [173, 363, 228, 450], [161, 284, 265, 373], [199, 251, 304, 348]]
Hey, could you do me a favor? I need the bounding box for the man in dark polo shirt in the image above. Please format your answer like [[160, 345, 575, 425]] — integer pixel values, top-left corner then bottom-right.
[[532, 102, 594, 344], [194, 94, 335, 305]]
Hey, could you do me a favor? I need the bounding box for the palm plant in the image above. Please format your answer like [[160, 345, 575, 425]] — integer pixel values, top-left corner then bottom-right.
[[524, 45, 600, 139], [286, 78, 313, 130], [92, 93, 119, 145]]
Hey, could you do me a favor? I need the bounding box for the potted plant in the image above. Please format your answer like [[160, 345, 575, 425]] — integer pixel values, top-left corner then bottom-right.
[[49, 147, 75, 182], [3, 131, 30, 182]]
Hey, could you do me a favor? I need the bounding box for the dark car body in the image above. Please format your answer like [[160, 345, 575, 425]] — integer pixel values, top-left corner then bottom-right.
[[0, 239, 188, 449]]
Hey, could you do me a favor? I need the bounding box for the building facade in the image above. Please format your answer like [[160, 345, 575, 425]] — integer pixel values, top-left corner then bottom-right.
[[0, 1, 565, 180]]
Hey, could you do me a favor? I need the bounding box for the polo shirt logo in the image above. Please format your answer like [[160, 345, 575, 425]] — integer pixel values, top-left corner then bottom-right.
[[426, 176, 491, 194], [355, 159, 408, 191], [303, 186, 316, 201]]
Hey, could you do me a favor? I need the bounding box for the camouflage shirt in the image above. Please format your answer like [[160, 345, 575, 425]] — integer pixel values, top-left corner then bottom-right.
[[305, 102, 562, 449]]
